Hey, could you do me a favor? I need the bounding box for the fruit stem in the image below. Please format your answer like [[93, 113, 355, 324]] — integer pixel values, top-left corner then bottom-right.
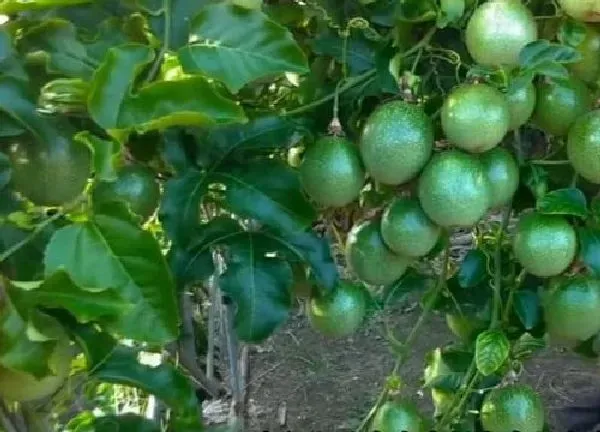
[[437, 361, 480, 430], [491, 205, 512, 328], [0, 194, 87, 264], [529, 159, 571, 166], [502, 268, 527, 324], [354, 236, 451, 432]]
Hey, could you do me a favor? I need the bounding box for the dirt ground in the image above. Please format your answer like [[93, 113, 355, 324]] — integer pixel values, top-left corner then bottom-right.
[[243, 303, 600, 432]]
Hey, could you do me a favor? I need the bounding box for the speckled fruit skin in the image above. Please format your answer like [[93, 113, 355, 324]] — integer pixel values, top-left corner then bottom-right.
[[308, 282, 366, 337], [465, 0, 538, 67], [568, 25, 600, 83], [0, 313, 72, 402], [418, 150, 491, 228], [7, 137, 91, 207], [481, 385, 545, 432], [544, 277, 600, 343], [441, 84, 510, 153], [298, 136, 365, 207], [567, 110, 600, 184], [345, 219, 411, 286], [359, 100, 434, 185], [380, 197, 441, 258], [558, 0, 600, 22], [370, 401, 427, 432], [479, 147, 519, 209], [532, 76, 592, 137], [506, 81, 536, 130], [513, 212, 577, 277], [93, 165, 160, 220]]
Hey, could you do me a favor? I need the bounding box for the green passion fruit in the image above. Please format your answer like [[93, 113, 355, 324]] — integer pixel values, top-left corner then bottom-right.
[[418, 150, 491, 228], [441, 83, 510, 153], [370, 400, 428, 432], [506, 80, 536, 130], [479, 147, 520, 209], [298, 136, 365, 208], [465, 0, 537, 67], [568, 24, 600, 84], [558, 0, 600, 22], [345, 219, 411, 286], [360, 100, 434, 185], [567, 109, 600, 184], [308, 281, 367, 337], [380, 197, 441, 258], [513, 212, 577, 277], [481, 385, 545, 432]]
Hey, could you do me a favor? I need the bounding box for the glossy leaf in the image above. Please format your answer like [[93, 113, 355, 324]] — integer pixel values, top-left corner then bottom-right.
[[74, 131, 122, 182], [309, 32, 376, 76], [475, 329, 510, 376], [457, 249, 488, 288], [178, 3, 308, 92], [0, 151, 10, 189], [88, 44, 246, 135], [512, 333, 546, 360], [9, 270, 131, 323], [383, 268, 435, 306], [71, 323, 201, 429], [0, 0, 90, 13], [44, 201, 180, 344], [579, 227, 600, 276], [0, 296, 55, 377], [0, 223, 51, 281], [514, 290, 541, 330], [423, 347, 471, 391], [536, 187, 588, 218], [519, 40, 582, 69], [219, 232, 293, 342]]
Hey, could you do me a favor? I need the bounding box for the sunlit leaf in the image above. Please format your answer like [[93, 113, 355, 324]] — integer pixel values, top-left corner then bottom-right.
[[475, 329, 509, 376], [0, 0, 90, 13], [74, 131, 122, 182]]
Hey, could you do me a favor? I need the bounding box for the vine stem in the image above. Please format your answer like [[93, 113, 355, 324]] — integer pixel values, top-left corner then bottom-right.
[[491, 205, 512, 327], [503, 269, 527, 324], [354, 238, 451, 432], [144, 0, 171, 84], [0, 195, 87, 264], [529, 159, 570, 166]]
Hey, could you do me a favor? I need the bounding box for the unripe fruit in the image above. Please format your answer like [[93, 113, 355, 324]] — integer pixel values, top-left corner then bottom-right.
[[481, 385, 545, 432], [418, 150, 491, 228], [558, 0, 600, 22], [380, 197, 441, 258], [360, 101, 434, 185], [479, 147, 520, 209], [568, 25, 600, 84], [370, 400, 428, 432], [544, 276, 600, 343], [441, 83, 510, 153], [513, 212, 577, 277], [345, 219, 410, 286], [308, 282, 366, 337], [567, 109, 600, 184], [533, 76, 592, 137], [506, 80, 536, 130], [465, 0, 537, 67], [298, 136, 365, 207]]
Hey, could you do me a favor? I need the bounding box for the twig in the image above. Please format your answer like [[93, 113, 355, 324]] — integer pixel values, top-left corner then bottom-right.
[[355, 238, 451, 432], [224, 303, 242, 422], [207, 275, 218, 381]]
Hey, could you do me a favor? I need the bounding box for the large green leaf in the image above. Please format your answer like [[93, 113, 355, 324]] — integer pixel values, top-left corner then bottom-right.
[[536, 187, 588, 218], [44, 201, 180, 344], [219, 231, 293, 342], [0, 0, 90, 13], [70, 323, 202, 430], [309, 31, 376, 76], [0, 222, 52, 281], [9, 270, 131, 323], [519, 40, 582, 69], [136, 0, 211, 50], [579, 227, 600, 276], [457, 249, 488, 289], [178, 3, 308, 92], [475, 329, 510, 376], [514, 290, 541, 330], [0, 295, 55, 377], [0, 29, 27, 82], [88, 44, 246, 135]]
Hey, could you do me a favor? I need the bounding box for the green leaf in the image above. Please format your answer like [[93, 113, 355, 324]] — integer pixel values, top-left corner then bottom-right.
[[536, 187, 588, 218], [519, 40, 582, 69], [94, 415, 161, 432], [423, 346, 471, 391], [0, 151, 10, 189], [9, 270, 131, 323], [0, 29, 27, 81], [215, 160, 316, 234], [578, 227, 600, 276], [457, 249, 488, 288], [514, 290, 541, 330], [135, 0, 209, 50], [71, 323, 201, 430], [44, 201, 180, 344], [512, 332, 546, 360], [0, 297, 56, 378], [0, 223, 50, 281], [220, 232, 293, 342], [475, 329, 510, 376], [309, 31, 376, 76], [557, 18, 587, 47], [382, 268, 434, 306], [88, 44, 246, 135], [178, 3, 308, 93], [74, 132, 122, 182], [395, 0, 437, 22], [530, 61, 570, 79], [0, 0, 90, 13]]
